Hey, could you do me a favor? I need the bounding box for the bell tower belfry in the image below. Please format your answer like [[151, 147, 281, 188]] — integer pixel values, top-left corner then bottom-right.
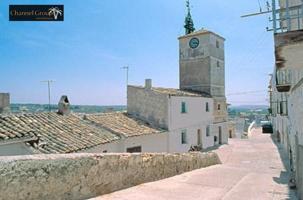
[[179, 1, 225, 98]]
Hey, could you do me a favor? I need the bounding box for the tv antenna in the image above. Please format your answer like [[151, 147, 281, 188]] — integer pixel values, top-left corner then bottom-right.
[[41, 80, 55, 112], [121, 66, 129, 86]]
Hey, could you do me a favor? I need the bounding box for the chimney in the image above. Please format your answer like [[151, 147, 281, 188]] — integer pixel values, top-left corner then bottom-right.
[[0, 93, 10, 114], [58, 95, 70, 115], [145, 79, 152, 90]]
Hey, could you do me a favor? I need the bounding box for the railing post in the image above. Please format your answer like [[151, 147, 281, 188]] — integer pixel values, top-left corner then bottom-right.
[[286, 0, 291, 31], [272, 0, 277, 33]]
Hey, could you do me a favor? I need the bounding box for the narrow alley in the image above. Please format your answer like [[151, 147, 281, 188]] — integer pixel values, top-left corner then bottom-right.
[[95, 128, 297, 200]]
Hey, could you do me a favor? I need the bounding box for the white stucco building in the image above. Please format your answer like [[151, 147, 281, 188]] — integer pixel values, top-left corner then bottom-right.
[[127, 11, 229, 152], [128, 81, 228, 153], [269, 0, 303, 197]]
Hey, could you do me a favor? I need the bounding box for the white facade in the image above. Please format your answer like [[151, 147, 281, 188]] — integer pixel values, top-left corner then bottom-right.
[[270, 2, 303, 196], [167, 96, 227, 152], [80, 133, 168, 154], [127, 84, 229, 153]]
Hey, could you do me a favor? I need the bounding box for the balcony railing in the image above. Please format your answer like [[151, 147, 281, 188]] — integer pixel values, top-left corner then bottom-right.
[[270, 0, 303, 33], [276, 69, 291, 92]]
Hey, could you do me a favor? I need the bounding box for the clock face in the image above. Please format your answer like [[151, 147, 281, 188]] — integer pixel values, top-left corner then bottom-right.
[[189, 37, 199, 49]]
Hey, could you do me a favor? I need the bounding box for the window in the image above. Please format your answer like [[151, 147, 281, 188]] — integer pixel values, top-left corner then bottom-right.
[[126, 146, 142, 153], [197, 129, 201, 145], [181, 130, 187, 144], [279, 101, 288, 115], [218, 104, 221, 110], [217, 61, 220, 67], [206, 102, 209, 112], [206, 126, 210, 137], [181, 101, 187, 113], [216, 40, 220, 48]]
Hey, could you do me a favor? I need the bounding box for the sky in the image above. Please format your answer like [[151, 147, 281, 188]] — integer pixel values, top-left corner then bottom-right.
[[0, 0, 274, 106]]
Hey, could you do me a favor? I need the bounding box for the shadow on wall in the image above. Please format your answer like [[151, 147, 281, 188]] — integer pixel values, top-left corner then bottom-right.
[[270, 134, 298, 199]]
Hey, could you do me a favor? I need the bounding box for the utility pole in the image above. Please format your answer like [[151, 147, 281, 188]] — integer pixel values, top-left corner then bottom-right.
[[41, 80, 55, 112], [121, 66, 129, 87], [121, 66, 129, 106]]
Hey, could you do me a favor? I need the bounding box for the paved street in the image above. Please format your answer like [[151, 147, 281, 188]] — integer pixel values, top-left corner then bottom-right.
[[94, 128, 297, 200]]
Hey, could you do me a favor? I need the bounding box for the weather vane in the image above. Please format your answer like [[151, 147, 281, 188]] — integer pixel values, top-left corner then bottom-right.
[[184, 0, 195, 35]]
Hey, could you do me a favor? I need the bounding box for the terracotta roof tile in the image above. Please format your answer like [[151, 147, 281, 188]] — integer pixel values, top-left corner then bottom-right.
[[85, 112, 165, 137], [0, 112, 120, 153], [129, 85, 211, 97]]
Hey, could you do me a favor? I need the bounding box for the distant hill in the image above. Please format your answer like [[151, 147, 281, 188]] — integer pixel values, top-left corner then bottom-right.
[[228, 105, 269, 118], [229, 105, 269, 110], [10, 104, 126, 114]]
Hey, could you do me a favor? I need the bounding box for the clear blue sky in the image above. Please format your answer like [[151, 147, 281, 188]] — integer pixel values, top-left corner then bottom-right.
[[0, 0, 274, 106]]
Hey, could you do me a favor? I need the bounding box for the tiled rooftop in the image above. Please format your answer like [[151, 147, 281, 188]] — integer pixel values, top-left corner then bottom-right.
[[84, 112, 165, 138], [129, 85, 211, 97], [0, 113, 119, 154], [152, 87, 211, 97]]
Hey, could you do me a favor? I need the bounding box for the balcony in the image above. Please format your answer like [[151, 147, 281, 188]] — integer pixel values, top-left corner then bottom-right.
[[276, 69, 291, 92]]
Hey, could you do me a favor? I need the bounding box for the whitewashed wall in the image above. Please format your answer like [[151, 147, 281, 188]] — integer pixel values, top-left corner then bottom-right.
[[168, 125, 211, 153], [168, 96, 213, 130], [167, 96, 214, 152], [123, 133, 168, 153], [82, 133, 168, 153], [80, 140, 122, 153]]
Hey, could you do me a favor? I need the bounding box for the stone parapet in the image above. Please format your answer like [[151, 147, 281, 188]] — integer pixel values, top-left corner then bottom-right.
[[0, 152, 221, 200]]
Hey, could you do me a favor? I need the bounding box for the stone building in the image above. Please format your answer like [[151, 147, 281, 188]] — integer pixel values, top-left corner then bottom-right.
[[128, 80, 226, 152], [0, 93, 10, 114], [269, 0, 303, 197]]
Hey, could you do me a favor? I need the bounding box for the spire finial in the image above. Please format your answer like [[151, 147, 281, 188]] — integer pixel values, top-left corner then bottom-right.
[[186, 0, 190, 11], [184, 0, 195, 35]]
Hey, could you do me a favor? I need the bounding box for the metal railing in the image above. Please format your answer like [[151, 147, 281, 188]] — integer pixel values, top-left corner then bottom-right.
[[270, 0, 303, 33]]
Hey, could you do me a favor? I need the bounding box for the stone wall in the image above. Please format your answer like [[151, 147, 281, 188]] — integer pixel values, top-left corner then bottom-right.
[[0, 152, 221, 200], [127, 86, 168, 129], [0, 93, 10, 113]]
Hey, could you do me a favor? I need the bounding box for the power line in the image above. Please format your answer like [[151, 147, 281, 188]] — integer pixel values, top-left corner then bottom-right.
[[227, 90, 267, 96]]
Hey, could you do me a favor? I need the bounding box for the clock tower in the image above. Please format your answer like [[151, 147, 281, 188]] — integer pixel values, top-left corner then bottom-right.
[[179, 1, 225, 98], [179, 30, 225, 97], [179, 0, 227, 123]]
